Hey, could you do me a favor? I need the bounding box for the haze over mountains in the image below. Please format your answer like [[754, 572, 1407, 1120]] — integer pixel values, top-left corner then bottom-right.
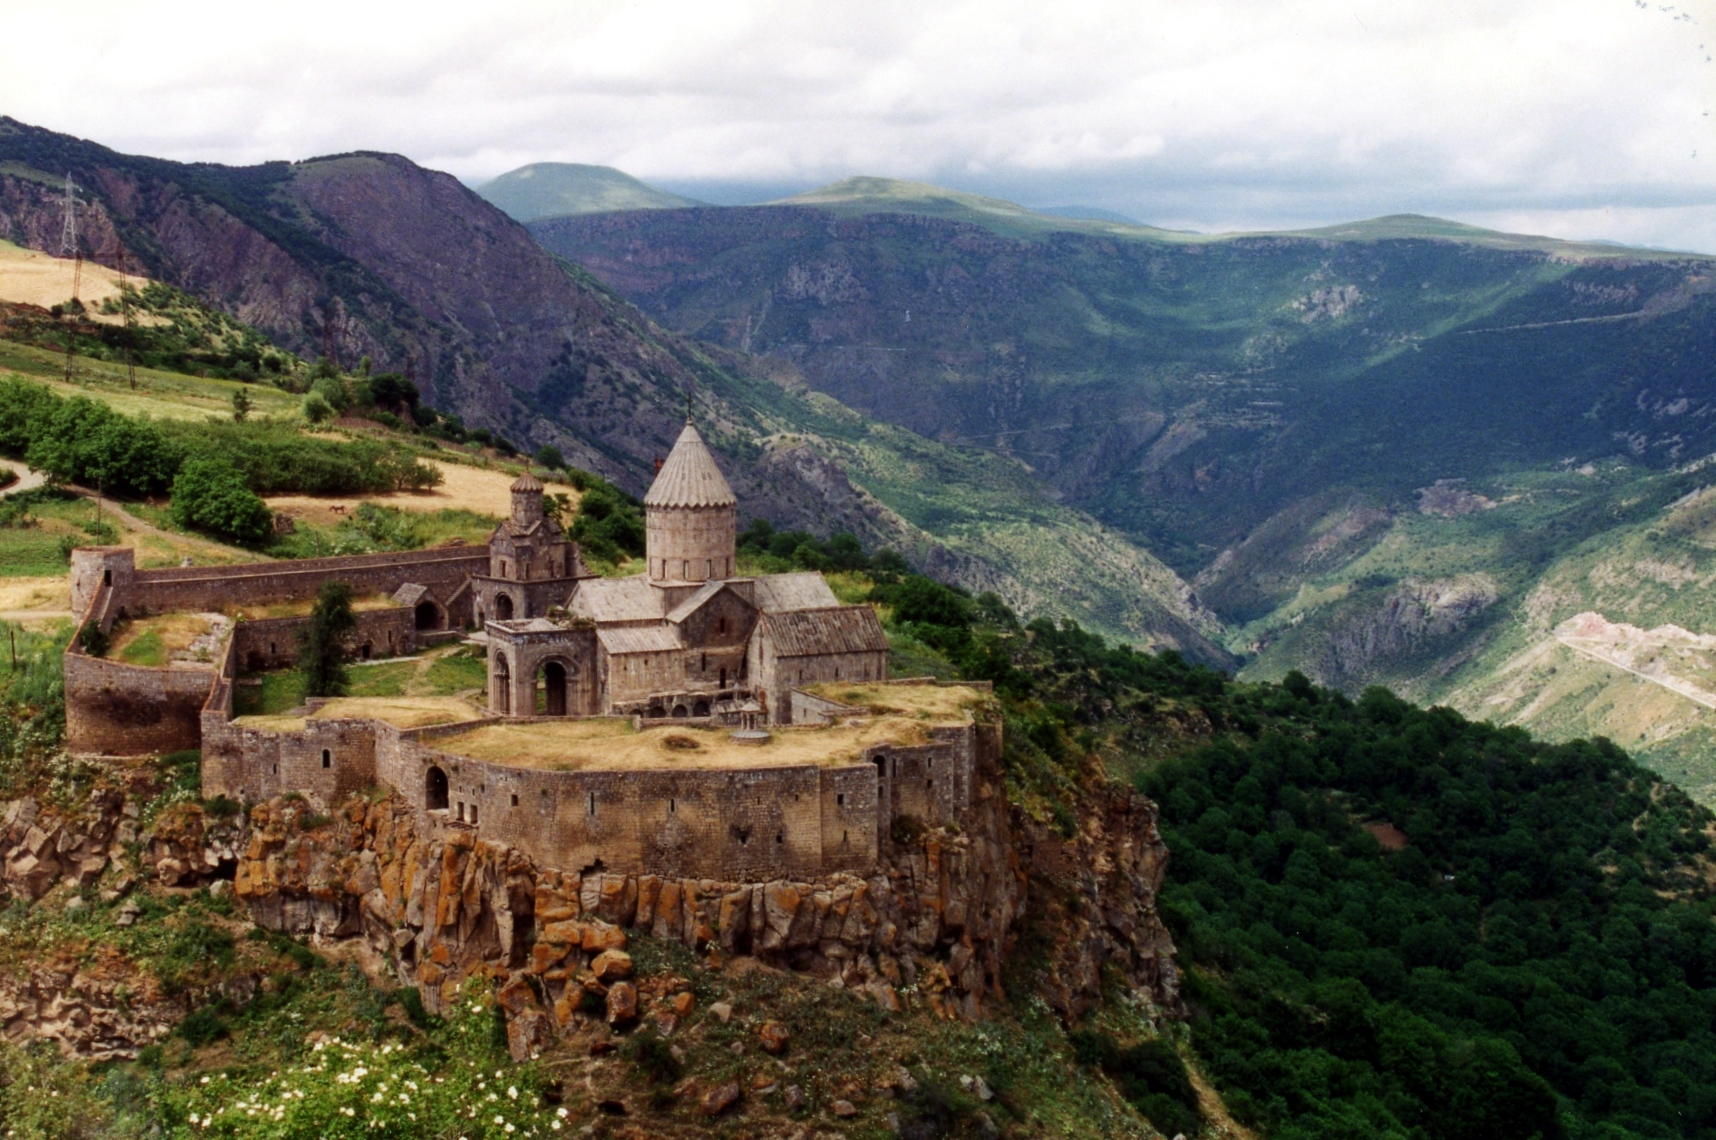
[[8, 117, 1716, 795], [515, 163, 1716, 799]]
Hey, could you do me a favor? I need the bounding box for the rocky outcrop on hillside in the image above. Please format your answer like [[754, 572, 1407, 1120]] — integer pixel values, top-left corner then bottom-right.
[[1306, 574, 1501, 692], [222, 748, 1179, 1059]]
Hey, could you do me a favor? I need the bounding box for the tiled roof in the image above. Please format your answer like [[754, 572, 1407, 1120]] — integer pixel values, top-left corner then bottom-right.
[[510, 471, 544, 492], [568, 576, 664, 623], [665, 580, 733, 625], [643, 423, 736, 510], [598, 626, 683, 655], [751, 572, 839, 613], [758, 606, 888, 657]]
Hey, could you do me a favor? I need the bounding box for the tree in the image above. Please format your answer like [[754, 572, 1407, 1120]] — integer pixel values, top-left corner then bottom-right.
[[170, 454, 273, 545], [231, 387, 252, 424], [534, 444, 565, 471], [299, 582, 355, 697]]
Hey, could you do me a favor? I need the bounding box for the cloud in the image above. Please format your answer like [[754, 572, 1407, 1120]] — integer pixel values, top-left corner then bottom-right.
[[2, 0, 1712, 249]]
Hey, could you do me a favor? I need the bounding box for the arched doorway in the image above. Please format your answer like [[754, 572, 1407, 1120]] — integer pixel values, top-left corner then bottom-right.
[[494, 593, 514, 621], [693, 699, 710, 717], [426, 766, 449, 811], [493, 652, 511, 715], [539, 661, 568, 717], [415, 600, 441, 630]]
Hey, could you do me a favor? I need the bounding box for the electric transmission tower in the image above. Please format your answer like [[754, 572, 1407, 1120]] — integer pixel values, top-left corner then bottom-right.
[[59, 174, 82, 382]]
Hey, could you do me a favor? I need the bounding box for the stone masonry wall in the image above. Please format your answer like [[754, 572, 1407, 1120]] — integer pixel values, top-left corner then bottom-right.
[[123, 548, 488, 617], [64, 650, 217, 755], [232, 715, 1183, 1058]]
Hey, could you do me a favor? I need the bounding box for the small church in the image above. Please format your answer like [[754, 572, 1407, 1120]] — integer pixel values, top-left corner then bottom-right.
[[480, 422, 889, 724]]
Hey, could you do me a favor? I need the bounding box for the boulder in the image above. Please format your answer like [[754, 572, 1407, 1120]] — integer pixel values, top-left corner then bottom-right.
[[604, 981, 637, 1025], [589, 949, 632, 983], [757, 1020, 790, 1055], [700, 1081, 741, 1117]]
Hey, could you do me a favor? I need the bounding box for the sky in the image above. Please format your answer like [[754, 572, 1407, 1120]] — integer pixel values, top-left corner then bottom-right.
[[4, 0, 1714, 250]]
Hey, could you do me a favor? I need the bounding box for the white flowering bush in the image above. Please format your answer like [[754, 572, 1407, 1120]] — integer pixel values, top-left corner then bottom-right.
[[163, 999, 570, 1139]]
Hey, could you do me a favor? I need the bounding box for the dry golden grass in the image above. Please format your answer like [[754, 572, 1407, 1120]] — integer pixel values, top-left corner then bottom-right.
[[232, 695, 484, 733], [107, 611, 221, 659], [802, 680, 986, 720], [0, 240, 164, 324], [0, 576, 70, 614], [313, 696, 486, 728], [433, 713, 938, 773], [264, 459, 578, 527], [231, 593, 398, 620]]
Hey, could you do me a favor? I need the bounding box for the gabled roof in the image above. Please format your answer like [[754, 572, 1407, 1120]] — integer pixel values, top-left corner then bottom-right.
[[643, 422, 737, 510], [598, 625, 683, 655], [751, 572, 840, 613], [392, 583, 431, 607], [568, 575, 664, 624], [665, 580, 756, 625], [758, 605, 889, 657]]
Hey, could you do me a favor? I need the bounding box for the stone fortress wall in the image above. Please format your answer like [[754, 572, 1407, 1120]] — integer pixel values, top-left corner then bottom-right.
[[64, 546, 476, 755], [199, 682, 986, 881]]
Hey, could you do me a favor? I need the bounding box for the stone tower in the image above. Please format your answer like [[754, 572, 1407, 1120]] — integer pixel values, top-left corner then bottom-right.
[[510, 471, 545, 527], [644, 421, 737, 585]]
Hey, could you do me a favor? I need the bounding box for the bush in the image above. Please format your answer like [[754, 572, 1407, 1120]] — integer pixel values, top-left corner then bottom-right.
[[302, 391, 335, 424], [25, 395, 178, 497], [170, 453, 273, 544], [533, 444, 565, 470], [177, 1004, 229, 1047]]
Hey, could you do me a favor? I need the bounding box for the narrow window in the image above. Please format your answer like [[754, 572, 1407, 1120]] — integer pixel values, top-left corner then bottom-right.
[[837, 793, 845, 806], [775, 832, 783, 844], [102, 569, 111, 586], [269, 641, 276, 655], [927, 779, 934, 791], [669, 798, 676, 813], [510, 793, 519, 807], [469, 803, 479, 825], [588, 792, 596, 816], [842, 829, 848, 844], [322, 749, 331, 769], [706, 559, 713, 577], [272, 764, 278, 775], [457, 802, 465, 822], [700, 653, 707, 672]]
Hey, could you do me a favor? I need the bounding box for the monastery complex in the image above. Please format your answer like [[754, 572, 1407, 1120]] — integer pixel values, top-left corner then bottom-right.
[[60, 424, 989, 881]]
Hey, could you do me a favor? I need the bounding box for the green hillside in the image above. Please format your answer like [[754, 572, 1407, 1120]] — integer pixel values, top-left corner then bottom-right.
[[533, 180, 1716, 798], [476, 162, 704, 221]]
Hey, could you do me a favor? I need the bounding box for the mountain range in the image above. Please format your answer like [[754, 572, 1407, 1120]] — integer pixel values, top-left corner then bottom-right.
[[10, 115, 1716, 795], [0, 117, 1223, 659], [521, 171, 1716, 798]]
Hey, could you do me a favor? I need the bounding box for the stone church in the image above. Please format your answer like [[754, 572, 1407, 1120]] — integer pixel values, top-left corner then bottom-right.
[[482, 422, 889, 724]]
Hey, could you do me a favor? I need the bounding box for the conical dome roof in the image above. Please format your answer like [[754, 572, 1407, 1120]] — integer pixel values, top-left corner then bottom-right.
[[510, 471, 544, 492], [644, 422, 736, 509]]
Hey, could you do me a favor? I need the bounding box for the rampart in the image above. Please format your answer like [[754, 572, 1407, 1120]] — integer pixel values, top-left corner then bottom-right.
[[65, 650, 218, 755], [202, 703, 988, 881], [72, 547, 489, 624]]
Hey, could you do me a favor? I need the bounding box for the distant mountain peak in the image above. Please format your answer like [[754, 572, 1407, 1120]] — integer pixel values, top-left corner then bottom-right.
[[476, 162, 703, 223]]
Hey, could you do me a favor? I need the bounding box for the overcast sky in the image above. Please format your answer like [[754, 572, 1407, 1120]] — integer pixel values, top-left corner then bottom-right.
[[4, 0, 1713, 250]]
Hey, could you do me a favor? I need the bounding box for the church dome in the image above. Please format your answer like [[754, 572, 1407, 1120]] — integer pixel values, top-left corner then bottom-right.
[[644, 422, 737, 509], [510, 471, 545, 493]]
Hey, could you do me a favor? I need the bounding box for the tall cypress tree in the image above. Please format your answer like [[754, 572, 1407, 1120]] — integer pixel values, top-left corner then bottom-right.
[[299, 582, 355, 697]]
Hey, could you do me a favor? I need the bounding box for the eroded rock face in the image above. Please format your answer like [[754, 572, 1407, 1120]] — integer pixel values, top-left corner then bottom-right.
[[231, 734, 1181, 1057]]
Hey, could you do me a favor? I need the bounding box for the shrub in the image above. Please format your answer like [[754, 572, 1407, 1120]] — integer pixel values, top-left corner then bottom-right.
[[177, 1004, 229, 1047], [170, 453, 273, 544], [533, 444, 565, 470], [302, 391, 335, 424], [77, 622, 109, 658]]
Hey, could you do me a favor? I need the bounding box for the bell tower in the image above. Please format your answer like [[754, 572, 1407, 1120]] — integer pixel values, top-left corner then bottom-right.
[[644, 422, 737, 585]]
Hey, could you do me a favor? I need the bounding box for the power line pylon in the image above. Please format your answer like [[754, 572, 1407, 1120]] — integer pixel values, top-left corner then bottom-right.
[[59, 174, 82, 383], [117, 244, 136, 390]]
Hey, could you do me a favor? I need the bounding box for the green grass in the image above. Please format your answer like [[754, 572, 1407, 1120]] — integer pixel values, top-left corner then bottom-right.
[[117, 628, 165, 667], [346, 660, 412, 698], [0, 522, 68, 577], [234, 668, 306, 717], [424, 651, 485, 695]]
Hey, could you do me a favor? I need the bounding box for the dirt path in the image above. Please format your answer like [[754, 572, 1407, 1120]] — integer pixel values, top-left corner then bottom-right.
[[74, 489, 262, 564], [0, 457, 44, 499], [1554, 632, 1716, 711]]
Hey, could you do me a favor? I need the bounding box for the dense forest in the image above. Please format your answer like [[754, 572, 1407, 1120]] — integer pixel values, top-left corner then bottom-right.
[[840, 544, 1716, 1140]]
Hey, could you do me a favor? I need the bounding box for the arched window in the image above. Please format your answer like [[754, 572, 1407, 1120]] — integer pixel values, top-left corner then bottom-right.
[[495, 594, 514, 621], [425, 766, 449, 811], [493, 652, 511, 715]]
